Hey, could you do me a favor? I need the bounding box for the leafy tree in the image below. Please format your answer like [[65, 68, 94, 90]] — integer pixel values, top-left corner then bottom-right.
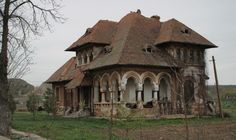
[[0, 0, 63, 136], [26, 92, 40, 119], [43, 88, 56, 117]]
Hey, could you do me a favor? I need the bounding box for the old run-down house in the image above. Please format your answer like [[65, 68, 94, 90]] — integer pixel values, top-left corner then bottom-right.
[[46, 10, 217, 117]]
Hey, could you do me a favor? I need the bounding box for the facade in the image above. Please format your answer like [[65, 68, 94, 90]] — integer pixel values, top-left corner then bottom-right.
[[46, 11, 217, 117]]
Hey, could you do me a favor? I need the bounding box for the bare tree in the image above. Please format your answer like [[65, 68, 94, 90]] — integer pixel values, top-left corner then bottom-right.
[[0, 0, 64, 136]]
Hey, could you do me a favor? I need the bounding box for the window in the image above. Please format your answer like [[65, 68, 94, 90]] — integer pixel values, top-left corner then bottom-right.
[[84, 54, 87, 64], [104, 45, 112, 54], [197, 50, 204, 64], [183, 49, 188, 63], [177, 48, 181, 60], [89, 52, 93, 62], [181, 27, 191, 35], [190, 49, 194, 63], [142, 45, 154, 53]]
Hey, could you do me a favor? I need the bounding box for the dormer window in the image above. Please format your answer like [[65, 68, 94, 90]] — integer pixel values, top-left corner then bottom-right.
[[181, 27, 191, 35], [84, 28, 92, 36], [142, 44, 155, 53], [104, 45, 112, 54]]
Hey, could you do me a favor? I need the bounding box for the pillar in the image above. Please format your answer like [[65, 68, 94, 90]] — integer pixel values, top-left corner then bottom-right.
[[137, 82, 143, 109], [81, 56, 84, 65], [153, 91, 158, 100], [109, 88, 113, 102], [119, 90, 124, 102], [87, 54, 90, 64], [153, 84, 159, 101], [137, 91, 142, 101]]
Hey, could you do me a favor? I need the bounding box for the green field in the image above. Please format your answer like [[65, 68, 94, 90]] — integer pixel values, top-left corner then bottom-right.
[[12, 85, 236, 140], [12, 111, 236, 140]]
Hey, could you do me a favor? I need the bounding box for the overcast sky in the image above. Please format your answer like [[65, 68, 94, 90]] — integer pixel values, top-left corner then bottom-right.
[[22, 0, 236, 86]]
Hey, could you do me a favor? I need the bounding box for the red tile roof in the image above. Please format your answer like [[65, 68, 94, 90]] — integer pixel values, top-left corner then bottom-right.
[[46, 57, 76, 83], [65, 20, 118, 51], [155, 19, 217, 47], [47, 12, 216, 84]]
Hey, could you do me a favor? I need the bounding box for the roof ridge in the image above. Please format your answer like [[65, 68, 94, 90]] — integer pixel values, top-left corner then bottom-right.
[[117, 14, 139, 64]]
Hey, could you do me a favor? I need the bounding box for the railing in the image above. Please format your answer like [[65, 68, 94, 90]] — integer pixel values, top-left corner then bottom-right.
[[93, 101, 173, 116], [94, 102, 121, 109], [158, 101, 172, 115]]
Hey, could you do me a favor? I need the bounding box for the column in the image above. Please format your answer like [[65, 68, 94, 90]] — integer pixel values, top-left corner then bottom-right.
[[137, 91, 142, 101], [153, 84, 159, 101], [137, 82, 143, 109], [81, 56, 84, 65], [87, 54, 90, 64], [119, 90, 123, 102]]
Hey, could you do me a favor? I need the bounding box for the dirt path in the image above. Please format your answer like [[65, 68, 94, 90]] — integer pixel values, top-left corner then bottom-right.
[[11, 129, 47, 140]]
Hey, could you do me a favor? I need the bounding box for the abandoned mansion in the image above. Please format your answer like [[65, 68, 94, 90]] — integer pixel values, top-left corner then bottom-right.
[[46, 11, 217, 117]]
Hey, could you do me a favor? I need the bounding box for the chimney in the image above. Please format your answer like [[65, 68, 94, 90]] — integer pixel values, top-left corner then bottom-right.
[[136, 9, 141, 15]]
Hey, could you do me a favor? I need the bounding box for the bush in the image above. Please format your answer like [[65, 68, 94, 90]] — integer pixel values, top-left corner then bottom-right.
[[43, 88, 56, 117], [26, 92, 40, 119]]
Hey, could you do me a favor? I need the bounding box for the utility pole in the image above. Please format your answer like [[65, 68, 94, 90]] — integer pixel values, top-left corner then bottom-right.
[[211, 56, 224, 118]]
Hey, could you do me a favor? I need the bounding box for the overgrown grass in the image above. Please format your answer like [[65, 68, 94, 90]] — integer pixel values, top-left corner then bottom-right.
[[12, 111, 236, 140]]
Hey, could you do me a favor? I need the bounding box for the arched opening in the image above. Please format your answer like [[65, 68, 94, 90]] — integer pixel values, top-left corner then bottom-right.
[[84, 54, 87, 64], [105, 81, 110, 102], [159, 78, 171, 101], [111, 79, 119, 102], [89, 52, 93, 62], [143, 78, 153, 103], [93, 81, 99, 102], [124, 77, 136, 103], [184, 80, 194, 112]]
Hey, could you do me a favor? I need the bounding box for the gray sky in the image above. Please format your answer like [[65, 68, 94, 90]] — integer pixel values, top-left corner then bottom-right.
[[22, 0, 236, 86]]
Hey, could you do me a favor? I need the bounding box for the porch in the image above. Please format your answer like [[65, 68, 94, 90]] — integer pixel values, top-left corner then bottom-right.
[[93, 100, 174, 117]]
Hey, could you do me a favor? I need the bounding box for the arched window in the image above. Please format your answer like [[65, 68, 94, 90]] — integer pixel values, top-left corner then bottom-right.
[[89, 52, 93, 62], [177, 48, 181, 60], [190, 49, 194, 63], [84, 54, 87, 64], [183, 49, 188, 63]]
